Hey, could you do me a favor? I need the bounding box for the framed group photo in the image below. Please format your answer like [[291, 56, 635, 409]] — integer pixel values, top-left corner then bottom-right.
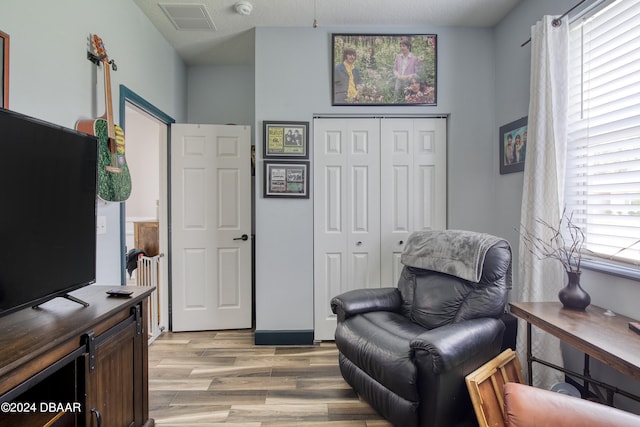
[[263, 161, 310, 198], [263, 121, 309, 159], [332, 33, 437, 106], [499, 117, 528, 174]]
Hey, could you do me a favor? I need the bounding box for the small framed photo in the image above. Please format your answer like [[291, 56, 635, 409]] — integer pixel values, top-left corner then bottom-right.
[[263, 161, 310, 198], [263, 121, 309, 159], [499, 117, 528, 174]]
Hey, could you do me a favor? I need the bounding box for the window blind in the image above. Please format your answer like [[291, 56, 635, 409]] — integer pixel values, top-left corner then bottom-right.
[[566, 0, 640, 266]]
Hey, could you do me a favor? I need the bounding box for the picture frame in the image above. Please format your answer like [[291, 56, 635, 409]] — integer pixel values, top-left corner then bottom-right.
[[263, 121, 309, 159], [332, 33, 437, 106], [1, 31, 9, 109], [263, 161, 310, 198], [499, 117, 528, 174]]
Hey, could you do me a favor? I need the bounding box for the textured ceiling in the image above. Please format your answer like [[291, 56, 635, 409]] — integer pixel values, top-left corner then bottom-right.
[[133, 0, 522, 66]]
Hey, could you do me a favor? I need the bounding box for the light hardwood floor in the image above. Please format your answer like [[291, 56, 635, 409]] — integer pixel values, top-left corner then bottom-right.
[[148, 329, 393, 427]]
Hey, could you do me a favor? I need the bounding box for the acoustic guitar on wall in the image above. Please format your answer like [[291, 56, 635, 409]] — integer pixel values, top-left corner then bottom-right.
[[76, 34, 131, 202]]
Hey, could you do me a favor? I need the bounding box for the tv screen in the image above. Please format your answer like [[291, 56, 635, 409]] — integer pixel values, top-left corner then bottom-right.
[[0, 108, 98, 316]]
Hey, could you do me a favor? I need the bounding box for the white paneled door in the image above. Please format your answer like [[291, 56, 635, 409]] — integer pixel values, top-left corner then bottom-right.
[[313, 119, 381, 341], [171, 124, 252, 332], [313, 117, 447, 341], [380, 118, 447, 286]]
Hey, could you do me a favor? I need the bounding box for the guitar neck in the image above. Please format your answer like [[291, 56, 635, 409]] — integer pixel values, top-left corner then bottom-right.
[[103, 62, 116, 140]]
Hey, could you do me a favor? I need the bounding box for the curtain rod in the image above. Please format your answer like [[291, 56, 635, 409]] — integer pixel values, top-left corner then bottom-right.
[[520, 0, 589, 47]]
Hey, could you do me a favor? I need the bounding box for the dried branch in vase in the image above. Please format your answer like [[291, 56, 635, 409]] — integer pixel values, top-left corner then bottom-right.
[[517, 209, 584, 273]]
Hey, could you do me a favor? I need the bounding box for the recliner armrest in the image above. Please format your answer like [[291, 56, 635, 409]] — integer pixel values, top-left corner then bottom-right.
[[410, 317, 505, 373], [330, 287, 402, 322]]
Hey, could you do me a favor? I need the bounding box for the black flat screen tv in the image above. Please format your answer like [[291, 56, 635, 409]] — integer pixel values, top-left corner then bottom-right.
[[0, 108, 98, 317]]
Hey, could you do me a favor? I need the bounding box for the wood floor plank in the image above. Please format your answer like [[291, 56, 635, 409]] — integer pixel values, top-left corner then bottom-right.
[[201, 348, 276, 357], [171, 390, 268, 406], [265, 388, 358, 405], [296, 378, 353, 390], [190, 366, 273, 378], [227, 403, 329, 421], [150, 378, 213, 391], [155, 356, 237, 368], [148, 330, 390, 426], [271, 364, 342, 378], [150, 404, 231, 424], [208, 376, 297, 391], [263, 422, 366, 427]]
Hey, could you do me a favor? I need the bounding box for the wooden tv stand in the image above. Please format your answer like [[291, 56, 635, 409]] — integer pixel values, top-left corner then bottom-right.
[[0, 285, 155, 427]]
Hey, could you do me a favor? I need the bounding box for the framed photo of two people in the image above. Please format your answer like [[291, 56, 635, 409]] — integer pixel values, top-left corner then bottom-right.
[[332, 33, 437, 106], [499, 117, 528, 174]]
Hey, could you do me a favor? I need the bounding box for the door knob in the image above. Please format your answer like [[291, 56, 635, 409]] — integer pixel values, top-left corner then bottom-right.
[[234, 234, 249, 241]]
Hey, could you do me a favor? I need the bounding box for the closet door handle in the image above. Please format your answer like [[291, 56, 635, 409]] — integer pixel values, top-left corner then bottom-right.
[[233, 234, 249, 241]]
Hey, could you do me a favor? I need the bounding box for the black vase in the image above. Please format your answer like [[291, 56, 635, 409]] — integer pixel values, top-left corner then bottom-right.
[[558, 271, 591, 310]]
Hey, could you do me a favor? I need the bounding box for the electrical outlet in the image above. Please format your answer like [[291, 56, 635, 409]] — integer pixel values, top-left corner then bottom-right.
[[97, 216, 107, 235]]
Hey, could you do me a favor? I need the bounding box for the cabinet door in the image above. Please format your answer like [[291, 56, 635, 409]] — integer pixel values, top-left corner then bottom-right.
[[313, 118, 381, 341], [84, 309, 147, 427]]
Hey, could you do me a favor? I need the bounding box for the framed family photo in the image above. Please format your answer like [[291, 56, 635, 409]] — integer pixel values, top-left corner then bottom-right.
[[263, 161, 310, 198], [263, 121, 309, 159], [499, 117, 528, 174], [332, 33, 437, 106], [1, 31, 9, 109]]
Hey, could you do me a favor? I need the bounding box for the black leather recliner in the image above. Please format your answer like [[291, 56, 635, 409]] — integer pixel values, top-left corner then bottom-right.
[[330, 230, 513, 427]]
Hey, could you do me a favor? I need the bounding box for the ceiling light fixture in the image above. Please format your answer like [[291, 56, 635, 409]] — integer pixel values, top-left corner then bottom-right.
[[234, 1, 253, 16], [312, 0, 318, 28]]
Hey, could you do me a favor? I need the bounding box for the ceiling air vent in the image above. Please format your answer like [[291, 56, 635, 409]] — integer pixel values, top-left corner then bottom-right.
[[159, 3, 217, 31]]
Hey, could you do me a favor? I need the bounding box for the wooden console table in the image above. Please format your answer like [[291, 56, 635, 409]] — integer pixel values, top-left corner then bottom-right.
[[0, 285, 155, 427], [510, 301, 640, 405]]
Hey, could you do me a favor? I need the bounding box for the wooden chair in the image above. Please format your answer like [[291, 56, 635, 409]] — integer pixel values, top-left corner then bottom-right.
[[465, 349, 524, 427]]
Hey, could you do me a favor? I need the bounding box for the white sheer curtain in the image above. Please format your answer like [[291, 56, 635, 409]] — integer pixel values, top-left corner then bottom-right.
[[516, 15, 569, 389]]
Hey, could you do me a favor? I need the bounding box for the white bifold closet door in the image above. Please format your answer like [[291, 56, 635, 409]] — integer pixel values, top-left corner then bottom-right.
[[313, 117, 447, 340]]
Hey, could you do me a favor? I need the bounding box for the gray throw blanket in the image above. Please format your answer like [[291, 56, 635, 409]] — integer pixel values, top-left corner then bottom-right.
[[401, 229, 512, 287]]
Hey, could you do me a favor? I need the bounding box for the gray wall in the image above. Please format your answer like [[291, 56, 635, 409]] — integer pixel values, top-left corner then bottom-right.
[[0, 0, 187, 285], [254, 26, 497, 332], [187, 65, 255, 127]]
